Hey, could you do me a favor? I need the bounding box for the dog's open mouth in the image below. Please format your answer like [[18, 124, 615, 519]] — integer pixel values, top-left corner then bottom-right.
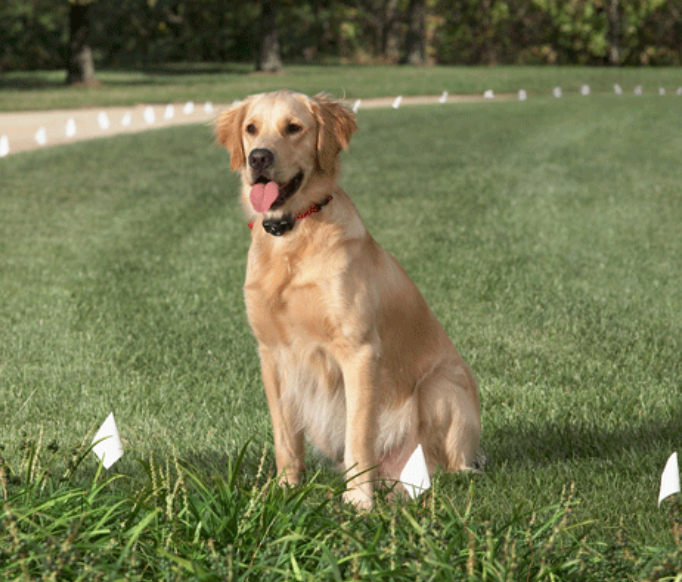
[[250, 171, 304, 213]]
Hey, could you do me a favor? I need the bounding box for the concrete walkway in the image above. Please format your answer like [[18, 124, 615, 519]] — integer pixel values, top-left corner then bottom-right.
[[0, 93, 505, 157]]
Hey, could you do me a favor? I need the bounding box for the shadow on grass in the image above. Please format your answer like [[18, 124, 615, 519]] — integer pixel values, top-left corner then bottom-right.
[[182, 443, 342, 486], [0, 74, 65, 91], [488, 408, 682, 469], [97, 64, 253, 87], [184, 412, 680, 484], [0, 63, 251, 91], [182, 446, 267, 481], [120, 62, 250, 76]]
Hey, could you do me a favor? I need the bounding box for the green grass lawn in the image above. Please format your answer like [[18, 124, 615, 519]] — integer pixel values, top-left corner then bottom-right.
[[2, 63, 682, 111], [2, 93, 682, 579]]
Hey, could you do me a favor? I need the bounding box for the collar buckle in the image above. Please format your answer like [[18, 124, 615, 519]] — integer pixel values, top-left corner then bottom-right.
[[262, 215, 295, 236]]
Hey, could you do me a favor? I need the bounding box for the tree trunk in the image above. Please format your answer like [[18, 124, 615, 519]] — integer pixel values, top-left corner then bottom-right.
[[401, 0, 427, 65], [608, 0, 621, 65], [66, 2, 96, 85], [381, 0, 401, 62], [257, 0, 282, 72]]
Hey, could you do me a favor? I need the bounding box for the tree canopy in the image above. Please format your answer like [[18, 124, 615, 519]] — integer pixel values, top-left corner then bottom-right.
[[1, 0, 680, 73]]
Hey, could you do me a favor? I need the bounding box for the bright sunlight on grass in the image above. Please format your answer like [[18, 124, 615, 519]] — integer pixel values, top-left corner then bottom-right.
[[2, 92, 682, 579]]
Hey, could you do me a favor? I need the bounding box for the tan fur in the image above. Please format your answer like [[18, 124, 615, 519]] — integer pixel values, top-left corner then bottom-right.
[[216, 90, 481, 509]]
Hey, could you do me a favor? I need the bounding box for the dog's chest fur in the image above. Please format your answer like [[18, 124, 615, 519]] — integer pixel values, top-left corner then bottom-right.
[[244, 233, 351, 459], [243, 226, 421, 466], [245, 235, 344, 347]]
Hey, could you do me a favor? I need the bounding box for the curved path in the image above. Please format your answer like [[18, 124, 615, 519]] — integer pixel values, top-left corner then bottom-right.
[[0, 93, 509, 157]]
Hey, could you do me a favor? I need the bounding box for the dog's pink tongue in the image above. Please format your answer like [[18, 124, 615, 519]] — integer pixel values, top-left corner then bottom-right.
[[250, 181, 279, 214]]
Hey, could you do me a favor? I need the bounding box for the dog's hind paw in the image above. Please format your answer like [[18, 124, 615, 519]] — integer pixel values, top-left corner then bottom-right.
[[343, 486, 373, 510], [471, 449, 488, 474]]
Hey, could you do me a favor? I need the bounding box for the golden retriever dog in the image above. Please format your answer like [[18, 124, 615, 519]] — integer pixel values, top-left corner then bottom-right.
[[216, 90, 481, 508]]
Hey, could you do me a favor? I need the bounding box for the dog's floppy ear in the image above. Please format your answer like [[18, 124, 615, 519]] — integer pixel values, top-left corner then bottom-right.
[[215, 99, 251, 171], [311, 93, 357, 175]]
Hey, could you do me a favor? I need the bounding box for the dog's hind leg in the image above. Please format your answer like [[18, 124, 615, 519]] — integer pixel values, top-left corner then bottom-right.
[[417, 362, 481, 473]]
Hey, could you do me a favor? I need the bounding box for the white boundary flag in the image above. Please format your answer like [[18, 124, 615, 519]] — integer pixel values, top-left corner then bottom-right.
[[35, 127, 47, 146], [92, 412, 124, 469], [97, 111, 110, 130], [401, 444, 431, 499], [144, 106, 156, 124], [65, 118, 77, 138], [659, 452, 680, 506]]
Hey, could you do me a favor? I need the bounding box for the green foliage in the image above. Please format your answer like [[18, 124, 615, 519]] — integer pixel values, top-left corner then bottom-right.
[[0, 0, 69, 71], [1, 0, 681, 72], [433, 0, 553, 65], [528, 0, 672, 64], [89, 0, 259, 67], [434, 0, 682, 65], [622, 0, 678, 64], [531, 0, 610, 63]]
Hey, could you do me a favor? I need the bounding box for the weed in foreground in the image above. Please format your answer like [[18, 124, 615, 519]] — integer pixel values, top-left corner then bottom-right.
[[1, 437, 681, 581]]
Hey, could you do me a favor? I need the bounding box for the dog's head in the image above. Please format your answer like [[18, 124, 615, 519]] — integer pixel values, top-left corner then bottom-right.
[[216, 90, 356, 218]]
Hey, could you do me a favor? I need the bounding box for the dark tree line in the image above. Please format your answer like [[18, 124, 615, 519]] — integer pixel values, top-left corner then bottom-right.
[[1, 0, 681, 83]]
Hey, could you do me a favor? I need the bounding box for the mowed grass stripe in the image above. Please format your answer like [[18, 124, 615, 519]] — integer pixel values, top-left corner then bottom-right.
[[1, 96, 681, 546]]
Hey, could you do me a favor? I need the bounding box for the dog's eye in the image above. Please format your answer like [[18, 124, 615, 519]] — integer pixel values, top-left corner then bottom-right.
[[245, 123, 257, 135], [286, 123, 303, 135]]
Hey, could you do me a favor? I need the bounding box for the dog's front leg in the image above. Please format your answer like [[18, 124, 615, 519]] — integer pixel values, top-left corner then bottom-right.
[[340, 345, 378, 509], [259, 346, 305, 486]]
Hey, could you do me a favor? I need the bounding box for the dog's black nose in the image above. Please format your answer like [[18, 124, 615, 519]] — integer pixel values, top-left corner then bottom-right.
[[248, 148, 274, 173]]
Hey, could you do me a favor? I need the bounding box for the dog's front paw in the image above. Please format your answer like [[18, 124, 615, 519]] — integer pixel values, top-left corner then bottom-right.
[[277, 471, 301, 488], [343, 486, 373, 510]]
